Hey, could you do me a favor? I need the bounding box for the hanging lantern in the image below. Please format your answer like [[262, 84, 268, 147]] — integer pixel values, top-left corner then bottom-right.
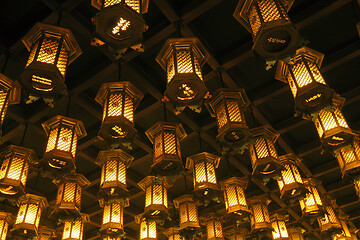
[[275, 47, 336, 115], [299, 178, 325, 218], [276, 154, 307, 201], [156, 38, 209, 114], [334, 139, 360, 178], [200, 214, 224, 240], [62, 214, 89, 240], [248, 126, 283, 176], [91, 0, 149, 55], [224, 227, 248, 240], [145, 122, 187, 176], [330, 217, 353, 240], [138, 176, 172, 220], [135, 215, 157, 240], [100, 198, 129, 238], [288, 227, 305, 240], [185, 152, 221, 198], [0, 212, 13, 240], [0, 145, 37, 197], [20, 23, 81, 103], [163, 227, 184, 240], [12, 194, 48, 238], [95, 82, 144, 148], [318, 202, 341, 233], [220, 177, 250, 217], [206, 89, 250, 151], [248, 196, 272, 233], [271, 214, 289, 240], [42, 115, 86, 174], [39, 226, 56, 240], [53, 173, 90, 218], [173, 195, 200, 232], [233, 0, 300, 66]]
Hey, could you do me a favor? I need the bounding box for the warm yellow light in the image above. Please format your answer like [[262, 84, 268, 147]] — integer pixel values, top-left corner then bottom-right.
[[62, 214, 89, 240], [271, 214, 289, 240], [201, 214, 224, 240], [135, 215, 157, 240], [288, 227, 305, 240], [220, 177, 249, 217], [163, 227, 184, 240], [0, 212, 12, 240], [299, 178, 324, 218], [100, 199, 128, 237], [318, 204, 341, 233], [335, 139, 360, 178], [173, 195, 200, 230], [248, 196, 272, 233]]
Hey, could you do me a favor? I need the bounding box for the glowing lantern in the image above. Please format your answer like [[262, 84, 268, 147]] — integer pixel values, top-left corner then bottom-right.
[[318, 203, 341, 233], [95, 149, 134, 200], [288, 227, 305, 240], [135, 215, 157, 240], [0, 212, 13, 240], [0, 145, 37, 197], [138, 176, 172, 220], [156, 38, 209, 114], [12, 194, 48, 238], [248, 126, 282, 176], [185, 152, 221, 198], [299, 178, 325, 218], [39, 226, 56, 240], [248, 196, 272, 233], [91, 0, 149, 55], [330, 217, 353, 240], [335, 139, 360, 178], [233, 0, 300, 66], [100, 199, 129, 238], [20, 23, 81, 103], [224, 227, 248, 240], [275, 47, 336, 115], [206, 89, 250, 151], [62, 214, 89, 240], [277, 154, 307, 200], [220, 177, 250, 217], [271, 214, 289, 240], [145, 122, 187, 176], [163, 227, 184, 240], [42, 115, 86, 173], [53, 173, 90, 218], [173, 195, 200, 232], [201, 214, 224, 240], [95, 82, 144, 148]]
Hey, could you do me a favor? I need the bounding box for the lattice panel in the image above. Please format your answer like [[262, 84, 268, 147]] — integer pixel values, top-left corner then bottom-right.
[[152, 184, 164, 206], [319, 206, 340, 227], [108, 93, 123, 117], [75, 183, 81, 206], [145, 186, 152, 208], [167, 54, 175, 83], [104, 0, 122, 8], [71, 131, 78, 158], [26, 41, 39, 67], [0, 91, 8, 123], [249, 4, 261, 37], [291, 62, 313, 88], [125, 0, 140, 13], [308, 62, 326, 85], [206, 162, 217, 184], [267, 138, 278, 157], [337, 140, 360, 166], [258, 0, 281, 23], [164, 132, 176, 155], [176, 51, 193, 74], [57, 128, 73, 153], [227, 101, 243, 123], [124, 95, 134, 122], [194, 162, 206, 184], [0, 219, 8, 240], [272, 220, 289, 238], [20, 159, 29, 186], [103, 204, 111, 224], [216, 102, 227, 129], [57, 44, 68, 76], [63, 182, 76, 203], [111, 203, 122, 224], [118, 160, 126, 185], [225, 185, 238, 209], [104, 159, 117, 183], [46, 129, 58, 153], [253, 204, 265, 223], [15, 204, 27, 224], [0, 155, 9, 181], [154, 134, 163, 160], [37, 38, 58, 64], [194, 57, 203, 80], [254, 137, 270, 159], [287, 73, 298, 97], [6, 156, 25, 181], [24, 203, 38, 225]]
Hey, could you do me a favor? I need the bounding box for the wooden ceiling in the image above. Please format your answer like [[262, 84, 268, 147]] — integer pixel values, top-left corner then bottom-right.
[[1, 0, 360, 239]]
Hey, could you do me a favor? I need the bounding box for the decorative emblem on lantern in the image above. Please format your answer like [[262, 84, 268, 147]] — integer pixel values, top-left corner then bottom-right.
[[163, 227, 184, 240], [138, 176, 172, 220], [224, 227, 248, 240], [200, 213, 224, 240], [0, 145, 37, 197], [334, 138, 360, 178], [248, 126, 283, 177], [220, 177, 250, 218], [135, 215, 157, 240], [318, 201, 341, 234], [233, 0, 300, 67], [271, 214, 289, 240], [276, 154, 307, 201], [12, 194, 48, 238], [0, 212, 13, 240], [38, 226, 56, 240], [95, 82, 143, 148], [41, 115, 87, 174], [156, 38, 209, 114], [100, 198, 129, 238], [146, 122, 187, 176], [299, 178, 325, 218], [96, 149, 134, 201], [173, 195, 200, 235], [53, 173, 90, 218], [288, 227, 305, 240], [248, 196, 272, 233], [61, 214, 89, 240], [91, 0, 149, 56], [206, 89, 250, 152], [20, 22, 81, 104]]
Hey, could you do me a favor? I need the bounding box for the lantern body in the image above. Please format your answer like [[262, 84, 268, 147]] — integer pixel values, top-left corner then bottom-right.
[[271, 214, 289, 240], [146, 122, 187, 176], [201, 214, 224, 240], [42, 115, 86, 174], [62, 214, 89, 240], [20, 23, 81, 101], [12, 194, 48, 238], [248, 196, 272, 232], [39, 226, 56, 240], [100, 199, 128, 237], [135, 216, 157, 240], [156, 38, 209, 114], [95, 149, 134, 200], [91, 0, 149, 54], [163, 227, 184, 240], [277, 154, 307, 200], [185, 152, 221, 198], [248, 127, 282, 176], [173, 195, 200, 231], [0, 145, 37, 197], [233, 0, 299, 63], [299, 179, 325, 218], [53, 173, 90, 218], [288, 227, 304, 240], [138, 176, 172, 220], [206, 89, 250, 150], [0, 212, 12, 240], [335, 139, 360, 177], [318, 205, 341, 233], [220, 177, 250, 217], [354, 177, 360, 199], [224, 228, 248, 240], [95, 82, 144, 147]]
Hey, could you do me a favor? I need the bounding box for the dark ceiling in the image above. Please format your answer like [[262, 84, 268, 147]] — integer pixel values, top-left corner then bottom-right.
[[1, 0, 360, 239]]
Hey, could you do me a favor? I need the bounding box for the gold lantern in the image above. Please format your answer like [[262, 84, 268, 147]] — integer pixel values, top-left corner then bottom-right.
[[248, 126, 283, 176], [95, 82, 144, 148], [224, 227, 248, 240], [288, 227, 305, 240], [20, 23, 81, 103], [62, 214, 89, 240], [335, 139, 360, 178], [145, 122, 187, 176], [275, 47, 336, 115], [163, 227, 184, 240], [0, 212, 13, 240], [330, 217, 353, 240], [91, 0, 149, 55], [173, 195, 200, 231], [100, 199, 129, 238], [156, 38, 209, 114], [0, 145, 37, 197], [206, 89, 250, 151], [42, 115, 87, 173], [299, 178, 325, 218], [271, 214, 289, 240], [53, 173, 90, 218], [277, 154, 307, 200], [39, 226, 56, 240], [233, 0, 300, 66], [138, 176, 172, 220], [318, 203, 341, 233], [12, 194, 48, 238], [135, 215, 157, 240], [185, 152, 221, 198], [220, 177, 250, 217], [200, 214, 224, 240], [248, 196, 272, 233]]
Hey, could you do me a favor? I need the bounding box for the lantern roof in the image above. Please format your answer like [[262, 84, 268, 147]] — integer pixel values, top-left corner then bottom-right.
[[278, 153, 302, 166], [145, 121, 187, 143], [224, 227, 248, 238], [95, 148, 134, 168], [91, 0, 149, 14], [0, 74, 21, 105], [53, 172, 90, 188], [200, 212, 223, 224], [0, 144, 38, 164], [270, 213, 288, 221], [248, 195, 271, 205], [173, 194, 198, 207], [0, 212, 14, 224], [185, 152, 221, 171], [303, 178, 321, 187], [162, 226, 181, 237], [138, 175, 172, 191], [38, 226, 57, 238], [18, 194, 49, 208], [250, 126, 280, 143], [41, 115, 87, 139], [219, 176, 248, 190]]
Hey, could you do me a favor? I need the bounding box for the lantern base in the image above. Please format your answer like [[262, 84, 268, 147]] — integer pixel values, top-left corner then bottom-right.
[[11, 224, 38, 239], [42, 150, 76, 175], [98, 186, 129, 202], [225, 210, 251, 222], [217, 124, 251, 153], [194, 186, 221, 203], [301, 206, 326, 220], [179, 227, 201, 240], [151, 158, 184, 176], [252, 156, 283, 178], [250, 226, 273, 236], [320, 127, 356, 151], [51, 206, 81, 220], [0, 180, 26, 198], [279, 183, 308, 202], [142, 205, 170, 221], [100, 224, 125, 238]]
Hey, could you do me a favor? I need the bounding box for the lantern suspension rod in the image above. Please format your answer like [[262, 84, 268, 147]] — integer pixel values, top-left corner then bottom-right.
[[225, 153, 232, 173], [1, 51, 9, 74], [183, 173, 189, 193], [218, 68, 225, 88], [249, 105, 257, 128], [163, 101, 167, 121], [20, 122, 29, 146], [118, 60, 124, 82], [66, 94, 71, 117], [174, 20, 182, 38], [199, 130, 202, 151], [57, 9, 62, 26]]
